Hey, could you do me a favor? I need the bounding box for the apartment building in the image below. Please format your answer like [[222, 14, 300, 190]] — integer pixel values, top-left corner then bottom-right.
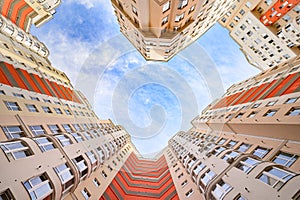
[[172, 55, 300, 199], [110, 0, 236, 61], [219, 0, 300, 70], [1, 0, 60, 32]]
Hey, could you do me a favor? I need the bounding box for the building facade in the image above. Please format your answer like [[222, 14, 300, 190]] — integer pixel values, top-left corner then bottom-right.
[[219, 0, 300, 70], [110, 0, 236, 61], [172, 55, 300, 199]]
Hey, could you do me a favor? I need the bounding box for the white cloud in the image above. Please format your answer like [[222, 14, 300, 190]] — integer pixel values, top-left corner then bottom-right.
[[64, 0, 113, 11], [37, 31, 92, 83]]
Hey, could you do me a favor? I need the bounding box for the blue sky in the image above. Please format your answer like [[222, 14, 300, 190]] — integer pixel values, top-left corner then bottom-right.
[[32, 0, 259, 157]]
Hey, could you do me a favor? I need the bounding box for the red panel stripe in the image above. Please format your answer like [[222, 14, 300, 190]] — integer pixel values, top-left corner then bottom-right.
[[254, 80, 277, 101], [260, 0, 300, 26], [233, 86, 258, 105], [19, 6, 33, 29], [0, 66, 12, 86], [63, 87, 74, 100], [19, 70, 41, 93], [282, 76, 300, 95], [67, 88, 81, 103], [241, 83, 267, 103], [48, 81, 63, 99], [228, 91, 245, 106], [1, 0, 13, 16], [10, 0, 26, 24], [53, 82, 68, 100], [264, 73, 297, 98], [4, 63, 28, 89], [58, 84, 72, 100], [32, 74, 52, 96]]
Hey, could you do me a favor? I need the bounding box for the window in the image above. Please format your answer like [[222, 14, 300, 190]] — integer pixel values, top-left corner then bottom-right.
[[73, 156, 88, 179], [235, 113, 244, 118], [252, 146, 270, 158], [30, 96, 39, 101], [54, 163, 74, 192], [252, 103, 261, 108], [0, 189, 15, 200], [55, 135, 72, 146], [175, 13, 184, 22], [102, 170, 107, 178], [5, 101, 21, 111], [189, 5, 195, 13], [282, 14, 291, 22], [54, 108, 63, 114], [81, 124, 89, 130], [132, 5, 138, 16], [96, 147, 105, 164], [292, 190, 300, 200], [218, 138, 227, 145], [266, 100, 277, 106], [222, 151, 240, 163], [178, 172, 184, 178], [48, 125, 60, 134], [286, 107, 300, 116], [258, 167, 295, 189], [211, 179, 232, 199], [200, 169, 216, 189], [23, 174, 53, 200], [64, 109, 72, 115], [272, 152, 298, 167], [226, 140, 237, 148], [240, 24, 246, 30], [185, 189, 193, 198], [246, 1, 252, 8], [265, 0, 273, 6], [93, 178, 100, 187], [178, 0, 188, 9], [0, 141, 33, 161], [162, 16, 168, 25], [83, 132, 92, 140], [81, 188, 91, 200], [234, 194, 247, 200], [163, 1, 170, 12], [29, 125, 45, 136], [263, 109, 278, 117], [54, 101, 61, 105], [192, 162, 206, 176], [247, 111, 258, 118], [237, 143, 251, 152], [43, 99, 51, 103], [2, 126, 25, 139], [211, 147, 227, 156], [13, 93, 24, 99], [72, 124, 81, 131], [33, 137, 55, 152], [86, 151, 98, 170], [42, 106, 52, 113], [25, 104, 39, 113], [236, 157, 260, 173], [71, 133, 84, 142], [181, 179, 188, 187], [62, 124, 72, 133]]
